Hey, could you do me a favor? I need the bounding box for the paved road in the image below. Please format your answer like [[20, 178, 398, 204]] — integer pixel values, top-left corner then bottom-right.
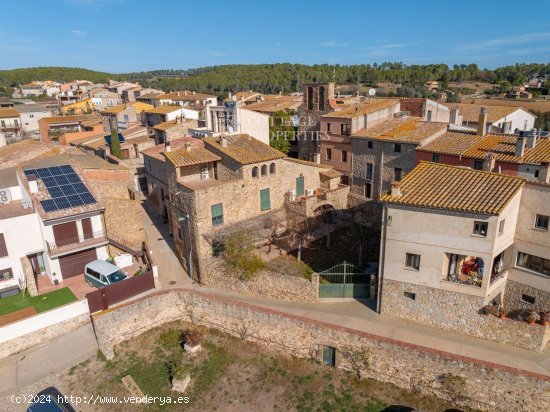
[[0, 324, 98, 395]]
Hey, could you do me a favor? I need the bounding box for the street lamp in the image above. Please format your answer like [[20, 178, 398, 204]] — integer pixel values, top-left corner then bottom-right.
[[177, 214, 193, 279]]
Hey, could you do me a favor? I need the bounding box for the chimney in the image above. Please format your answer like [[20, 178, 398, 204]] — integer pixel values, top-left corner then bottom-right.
[[483, 153, 496, 172], [539, 162, 550, 184], [391, 181, 402, 197], [192, 91, 195, 95], [515, 136, 526, 158], [177, 91, 180, 96], [228, 92, 232, 98], [449, 108, 459, 125], [312, 153, 320, 164], [165, 140, 171, 152], [184, 142, 191, 152], [526, 129, 538, 149], [220, 135, 227, 148], [477, 107, 487, 137], [27, 175, 39, 194]]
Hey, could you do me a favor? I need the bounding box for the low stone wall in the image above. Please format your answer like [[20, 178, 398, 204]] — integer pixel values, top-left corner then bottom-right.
[[201, 262, 318, 302], [0, 300, 90, 359], [380, 279, 550, 352], [92, 288, 550, 412]]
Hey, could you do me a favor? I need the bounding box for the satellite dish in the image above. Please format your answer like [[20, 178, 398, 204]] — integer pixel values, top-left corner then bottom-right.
[[291, 115, 299, 127], [368, 88, 376, 96]]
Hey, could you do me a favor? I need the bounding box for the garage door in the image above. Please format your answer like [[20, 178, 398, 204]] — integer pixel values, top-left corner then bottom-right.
[[58, 248, 97, 279]]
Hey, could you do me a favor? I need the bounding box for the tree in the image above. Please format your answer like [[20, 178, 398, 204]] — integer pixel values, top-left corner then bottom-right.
[[109, 126, 122, 159], [269, 110, 293, 154]]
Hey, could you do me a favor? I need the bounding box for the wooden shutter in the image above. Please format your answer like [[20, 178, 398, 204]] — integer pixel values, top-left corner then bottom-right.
[[260, 189, 271, 211], [296, 176, 304, 196]]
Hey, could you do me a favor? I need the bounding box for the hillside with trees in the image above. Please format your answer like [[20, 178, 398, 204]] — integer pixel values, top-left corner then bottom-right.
[[1, 62, 549, 99]]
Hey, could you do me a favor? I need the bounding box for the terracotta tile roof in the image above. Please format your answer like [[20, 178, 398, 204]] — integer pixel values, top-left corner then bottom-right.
[[245, 95, 303, 113], [322, 98, 399, 118], [417, 131, 482, 156], [144, 105, 185, 115], [141, 137, 203, 162], [446, 103, 532, 123], [100, 104, 128, 115], [283, 157, 332, 169], [328, 96, 360, 110], [419, 131, 550, 165], [203, 134, 285, 165], [165, 146, 221, 167], [137, 92, 163, 99], [380, 162, 524, 215], [0, 108, 20, 118], [40, 114, 101, 125], [353, 118, 447, 144]]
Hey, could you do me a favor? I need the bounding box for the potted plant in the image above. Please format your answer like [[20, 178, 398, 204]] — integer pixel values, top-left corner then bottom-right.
[[498, 307, 508, 319], [525, 310, 540, 325], [482, 305, 498, 316], [540, 312, 550, 327], [169, 362, 191, 393], [183, 328, 204, 354]]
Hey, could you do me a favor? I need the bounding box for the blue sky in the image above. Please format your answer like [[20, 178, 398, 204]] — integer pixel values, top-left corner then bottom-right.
[[1, 0, 549, 72]]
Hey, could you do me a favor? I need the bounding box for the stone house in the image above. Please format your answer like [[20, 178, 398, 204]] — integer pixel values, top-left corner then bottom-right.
[[143, 105, 198, 142], [145, 134, 348, 282], [350, 117, 447, 215], [319, 98, 401, 182], [150, 118, 198, 145], [378, 162, 550, 349]]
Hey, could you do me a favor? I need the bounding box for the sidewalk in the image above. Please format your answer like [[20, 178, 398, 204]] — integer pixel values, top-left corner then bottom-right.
[[141, 207, 193, 289], [0, 324, 98, 394]]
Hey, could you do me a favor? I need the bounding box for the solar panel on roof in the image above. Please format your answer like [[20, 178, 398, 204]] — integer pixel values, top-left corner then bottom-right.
[[41, 199, 58, 212], [26, 165, 96, 212], [79, 193, 96, 205], [67, 194, 84, 207]]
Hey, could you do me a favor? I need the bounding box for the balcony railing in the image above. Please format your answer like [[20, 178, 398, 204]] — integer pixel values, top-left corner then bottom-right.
[[47, 230, 107, 255]]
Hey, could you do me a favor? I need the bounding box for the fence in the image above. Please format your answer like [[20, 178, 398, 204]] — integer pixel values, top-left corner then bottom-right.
[[86, 271, 155, 313], [319, 261, 370, 298]]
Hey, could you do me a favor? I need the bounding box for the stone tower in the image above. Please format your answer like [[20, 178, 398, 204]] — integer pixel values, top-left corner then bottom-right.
[[296, 82, 335, 160]]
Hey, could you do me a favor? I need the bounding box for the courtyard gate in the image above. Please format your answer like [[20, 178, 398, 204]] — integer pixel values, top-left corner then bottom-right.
[[318, 261, 370, 298]]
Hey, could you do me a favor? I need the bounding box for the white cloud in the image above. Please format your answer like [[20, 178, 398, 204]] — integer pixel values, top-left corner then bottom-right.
[[71, 30, 86, 37], [457, 32, 550, 51]]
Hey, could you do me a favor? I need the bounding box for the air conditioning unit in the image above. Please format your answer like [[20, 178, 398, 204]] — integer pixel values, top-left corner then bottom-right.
[[288, 189, 296, 202], [0, 188, 11, 205], [200, 167, 209, 180], [305, 188, 314, 196]]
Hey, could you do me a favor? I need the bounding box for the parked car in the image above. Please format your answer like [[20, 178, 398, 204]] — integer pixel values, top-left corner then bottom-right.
[[84, 259, 128, 288], [27, 387, 75, 412]]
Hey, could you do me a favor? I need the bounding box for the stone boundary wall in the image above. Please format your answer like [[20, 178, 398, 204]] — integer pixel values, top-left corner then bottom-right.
[[0, 300, 90, 359], [201, 269, 319, 302], [92, 289, 550, 412], [380, 279, 550, 352]]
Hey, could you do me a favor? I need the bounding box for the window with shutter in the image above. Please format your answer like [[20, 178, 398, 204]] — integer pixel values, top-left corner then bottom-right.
[[260, 189, 271, 211], [211, 203, 223, 226]]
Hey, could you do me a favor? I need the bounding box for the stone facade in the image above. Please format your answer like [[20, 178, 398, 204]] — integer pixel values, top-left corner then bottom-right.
[[200, 257, 319, 302], [504, 279, 550, 312], [167, 154, 348, 282], [380, 279, 550, 352], [92, 289, 550, 412], [296, 83, 335, 160]]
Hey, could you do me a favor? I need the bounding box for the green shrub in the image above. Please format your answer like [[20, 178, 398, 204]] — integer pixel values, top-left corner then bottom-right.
[[222, 231, 266, 280], [267, 255, 314, 280]]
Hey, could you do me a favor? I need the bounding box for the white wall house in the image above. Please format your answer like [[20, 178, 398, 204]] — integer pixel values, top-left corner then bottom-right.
[[204, 104, 270, 145], [16, 105, 52, 135]]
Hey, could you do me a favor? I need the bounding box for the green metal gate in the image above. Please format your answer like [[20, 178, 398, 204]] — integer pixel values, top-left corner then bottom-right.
[[319, 261, 370, 298]]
